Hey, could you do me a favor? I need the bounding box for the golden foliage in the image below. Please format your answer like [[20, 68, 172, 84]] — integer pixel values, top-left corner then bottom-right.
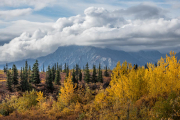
[[1, 51, 180, 120], [58, 73, 75, 106]]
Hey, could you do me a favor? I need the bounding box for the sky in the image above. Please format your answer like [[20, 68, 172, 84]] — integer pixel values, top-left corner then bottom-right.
[[0, 0, 180, 64]]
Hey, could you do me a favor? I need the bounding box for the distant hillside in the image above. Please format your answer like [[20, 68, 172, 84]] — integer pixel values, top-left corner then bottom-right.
[[0, 45, 166, 70]]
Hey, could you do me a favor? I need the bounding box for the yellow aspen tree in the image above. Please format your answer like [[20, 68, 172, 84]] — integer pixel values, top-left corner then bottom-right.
[[58, 73, 75, 106]]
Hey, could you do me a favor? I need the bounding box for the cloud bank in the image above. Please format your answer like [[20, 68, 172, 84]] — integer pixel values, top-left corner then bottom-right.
[[0, 4, 180, 63]]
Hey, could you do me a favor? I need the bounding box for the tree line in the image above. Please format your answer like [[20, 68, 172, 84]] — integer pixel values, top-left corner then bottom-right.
[[4, 61, 110, 92]]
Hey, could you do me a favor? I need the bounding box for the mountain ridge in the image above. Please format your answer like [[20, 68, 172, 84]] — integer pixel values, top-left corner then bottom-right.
[[0, 45, 170, 70]]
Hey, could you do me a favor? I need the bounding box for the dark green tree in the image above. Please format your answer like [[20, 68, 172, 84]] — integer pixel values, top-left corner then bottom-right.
[[20, 67, 23, 81], [104, 65, 109, 77], [12, 64, 18, 88], [31, 60, 40, 85], [28, 65, 31, 83], [3, 66, 6, 73], [55, 63, 61, 85], [59, 64, 62, 72], [6, 70, 12, 91], [97, 63, 103, 83], [6, 63, 8, 72], [51, 66, 56, 81], [84, 62, 90, 83], [75, 64, 79, 81], [66, 65, 69, 78], [79, 69, 82, 82], [72, 69, 78, 84], [92, 65, 97, 83], [133, 64, 138, 70], [54, 63, 56, 72], [20, 61, 29, 91], [46, 66, 53, 90], [43, 64, 45, 72]]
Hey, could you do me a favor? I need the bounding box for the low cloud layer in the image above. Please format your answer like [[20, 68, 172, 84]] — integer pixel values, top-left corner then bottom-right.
[[0, 4, 180, 63]]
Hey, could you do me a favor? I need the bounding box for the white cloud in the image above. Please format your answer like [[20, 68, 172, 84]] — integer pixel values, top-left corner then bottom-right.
[[0, 5, 180, 63], [0, 20, 53, 44], [0, 0, 56, 10], [0, 8, 33, 20]]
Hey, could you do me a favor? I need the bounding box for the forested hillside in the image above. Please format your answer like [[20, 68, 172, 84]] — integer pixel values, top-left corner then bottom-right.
[[0, 51, 180, 120]]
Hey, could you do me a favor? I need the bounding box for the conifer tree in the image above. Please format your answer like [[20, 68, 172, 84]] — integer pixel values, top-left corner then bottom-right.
[[92, 65, 97, 83], [59, 64, 62, 72], [134, 64, 138, 70], [75, 64, 79, 81], [31, 60, 40, 85], [72, 69, 77, 84], [104, 65, 109, 77], [7, 70, 12, 91], [28, 65, 31, 76], [66, 65, 69, 77], [43, 64, 45, 72], [28, 65, 32, 83], [54, 63, 56, 72], [55, 63, 61, 85], [6, 63, 8, 72], [20, 61, 29, 91], [145, 64, 148, 69], [79, 69, 82, 81], [12, 64, 18, 88], [46, 66, 53, 90], [20, 67, 23, 81], [84, 62, 90, 83], [97, 63, 103, 83], [3, 66, 6, 73], [51, 66, 55, 81]]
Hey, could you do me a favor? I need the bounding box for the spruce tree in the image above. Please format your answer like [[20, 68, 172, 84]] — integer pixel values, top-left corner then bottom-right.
[[31, 60, 40, 85], [20, 67, 23, 81], [97, 63, 103, 83], [28, 65, 31, 82], [75, 64, 79, 81], [51, 66, 55, 82], [46, 66, 53, 90], [92, 65, 97, 83], [12, 64, 18, 88], [55, 63, 61, 85], [104, 65, 109, 77], [79, 69, 82, 82], [59, 64, 62, 72], [72, 69, 77, 84], [43, 64, 45, 72], [66, 65, 69, 78], [3, 66, 6, 73], [54, 63, 56, 71], [6, 70, 12, 91], [135, 64, 138, 70], [84, 62, 90, 83], [6, 63, 8, 72], [28, 65, 31, 76], [20, 61, 29, 91]]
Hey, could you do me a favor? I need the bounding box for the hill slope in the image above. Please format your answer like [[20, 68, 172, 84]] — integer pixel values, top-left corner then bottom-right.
[[0, 46, 166, 70]]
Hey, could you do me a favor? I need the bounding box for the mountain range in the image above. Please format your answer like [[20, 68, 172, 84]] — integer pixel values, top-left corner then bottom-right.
[[1, 45, 177, 70]]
